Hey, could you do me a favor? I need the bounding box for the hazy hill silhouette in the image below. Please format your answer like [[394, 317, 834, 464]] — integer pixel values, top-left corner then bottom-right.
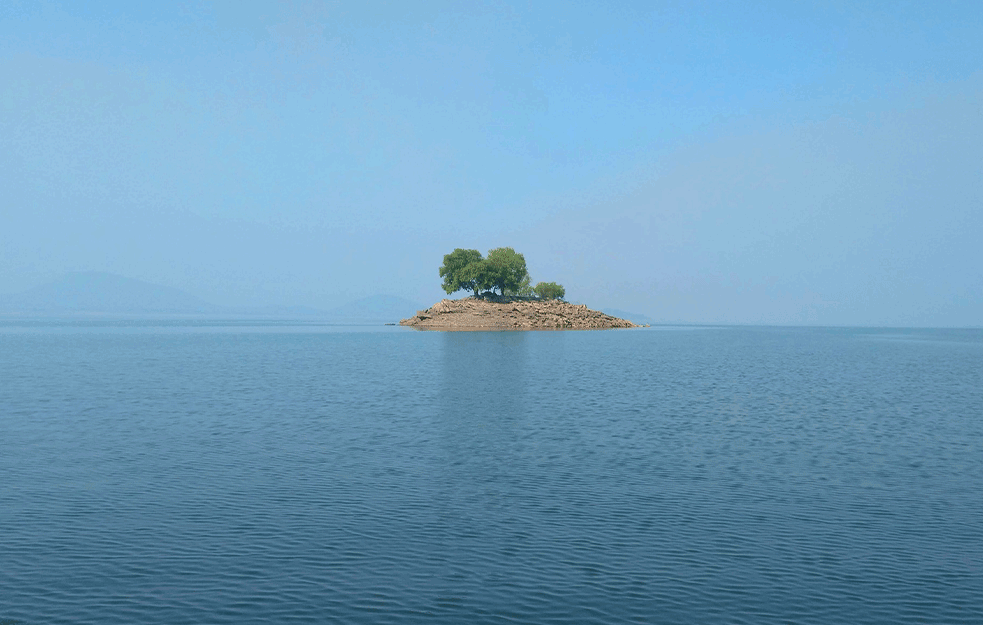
[[0, 272, 221, 314], [323, 294, 423, 322], [0, 272, 423, 321], [602, 308, 655, 325]]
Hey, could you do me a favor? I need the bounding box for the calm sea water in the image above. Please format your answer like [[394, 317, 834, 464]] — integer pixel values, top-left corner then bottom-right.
[[1, 321, 981, 624]]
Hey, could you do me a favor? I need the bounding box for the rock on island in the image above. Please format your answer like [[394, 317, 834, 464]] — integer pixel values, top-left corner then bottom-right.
[[400, 297, 641, 330]]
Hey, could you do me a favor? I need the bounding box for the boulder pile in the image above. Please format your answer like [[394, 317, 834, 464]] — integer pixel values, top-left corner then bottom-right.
[[400, 298, 641, 330]]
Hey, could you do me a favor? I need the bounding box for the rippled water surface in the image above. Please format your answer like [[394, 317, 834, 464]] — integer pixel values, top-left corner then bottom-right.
[[2, 322, 981, 624]]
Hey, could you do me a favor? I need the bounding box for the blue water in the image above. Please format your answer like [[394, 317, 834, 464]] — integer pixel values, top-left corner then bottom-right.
[[1, 321, 981, 624]]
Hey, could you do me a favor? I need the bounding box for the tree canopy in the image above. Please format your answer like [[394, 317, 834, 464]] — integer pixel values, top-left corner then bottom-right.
[[439, 248, 484, 297], [438, 247, 564, 300], [483, 247, 528, 296], [506, 274, 533, 297]]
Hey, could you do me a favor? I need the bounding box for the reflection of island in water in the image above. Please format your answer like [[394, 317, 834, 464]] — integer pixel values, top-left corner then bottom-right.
[[439, 330, 529, 415], [402, 297, 642, 330], [435, 331, 531, 485]]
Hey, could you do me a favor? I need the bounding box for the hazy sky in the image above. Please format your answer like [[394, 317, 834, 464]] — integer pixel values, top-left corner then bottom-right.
[[2, 1, 981, 325]]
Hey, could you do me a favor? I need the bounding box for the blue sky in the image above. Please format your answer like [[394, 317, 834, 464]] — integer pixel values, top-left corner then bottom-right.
[[2, 1, 981, 325]]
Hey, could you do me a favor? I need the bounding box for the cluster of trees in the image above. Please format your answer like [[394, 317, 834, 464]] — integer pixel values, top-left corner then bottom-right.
[[439, 248, 566, 300]]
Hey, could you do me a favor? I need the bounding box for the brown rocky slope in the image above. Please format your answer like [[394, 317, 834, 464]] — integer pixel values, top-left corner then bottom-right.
[[400, 297, 642, 330]]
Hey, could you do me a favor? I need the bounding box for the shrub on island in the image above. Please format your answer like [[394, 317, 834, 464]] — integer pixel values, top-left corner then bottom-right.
[[533, 281, 565, 300]]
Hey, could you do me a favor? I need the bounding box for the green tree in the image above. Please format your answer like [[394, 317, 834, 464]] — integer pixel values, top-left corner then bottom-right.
[[533, 281, 565, 300], [505, 274, 533, 297], [439, 248, 485, 297], [483, 247, 529, 296]]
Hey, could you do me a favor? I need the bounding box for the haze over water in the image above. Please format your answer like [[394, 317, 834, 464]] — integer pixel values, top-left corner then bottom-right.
[[2, 3, 982, 325], [2, 321, 981, 624]]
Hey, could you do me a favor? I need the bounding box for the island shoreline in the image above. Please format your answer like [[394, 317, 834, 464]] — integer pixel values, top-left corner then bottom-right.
[[400, 297, 644, 330]]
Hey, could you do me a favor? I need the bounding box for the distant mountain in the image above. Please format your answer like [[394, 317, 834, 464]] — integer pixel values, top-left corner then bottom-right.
[[603, 308, 655, 325], [241, 304, 334, 318], [0, 272, 423, 322], [323, 294, 424, 322], [0, 272, 222, 314]]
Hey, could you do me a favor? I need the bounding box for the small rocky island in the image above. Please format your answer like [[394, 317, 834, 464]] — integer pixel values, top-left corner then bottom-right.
[[401, 246, 644, 329], [400, 297, 641, 330]]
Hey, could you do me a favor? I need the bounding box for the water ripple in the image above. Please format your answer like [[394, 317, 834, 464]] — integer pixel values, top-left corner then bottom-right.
[[1, 326, 981, 624]]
